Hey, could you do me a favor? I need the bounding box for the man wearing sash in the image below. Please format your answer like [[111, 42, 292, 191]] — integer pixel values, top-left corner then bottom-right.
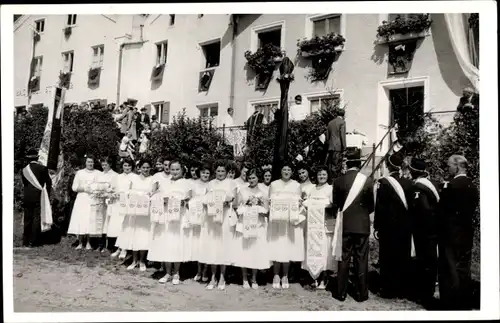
[[21, 149, 53, 248], [332, 149, 374, 302], [437, 155, 479, 310], [374, 152, 413, 299], [408, 158, 440, 306]]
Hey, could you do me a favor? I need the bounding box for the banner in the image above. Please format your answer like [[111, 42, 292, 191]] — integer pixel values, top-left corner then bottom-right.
[[206, 189, 226, 223], [305, 202, 327, 279], [242, 206, 260, 239], [38, 87, 66, 186]]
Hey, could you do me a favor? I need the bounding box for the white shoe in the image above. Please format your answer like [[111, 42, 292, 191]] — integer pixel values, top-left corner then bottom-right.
[[85, 243, 92, 250], [243, 280, 250, 289], [281, 277, 289, 289], [317, 281, 326, 290], [159, 274, 171, 284], [75, 244, 83, 250], [206, 280, 216, 290], [217, 280, 226, 290], [118, 250, 127, 259], [127, 262, 138, 271], [172, 274, 180, 285], [110, 250, 120, 258], [139, 263, 147, 272], [193, 274, 202, 282], [272, 275, 281, 289], [251, 282, 259, 290]]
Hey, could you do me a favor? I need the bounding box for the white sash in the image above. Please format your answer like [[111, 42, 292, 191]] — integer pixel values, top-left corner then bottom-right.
[[331, 173, 367, 261], [23, 164, 53, 232], [305, 200, 328, 279], [242, 206, 260, 239], [384, 176, 415, 256], [206, 189, 226, 224], [414, 177, 440, 257]]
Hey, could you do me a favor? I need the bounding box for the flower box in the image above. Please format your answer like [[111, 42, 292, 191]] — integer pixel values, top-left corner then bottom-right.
[[244, 44, 284, 90], [376, 14, 432, 44], [297, 33, 346, 58]]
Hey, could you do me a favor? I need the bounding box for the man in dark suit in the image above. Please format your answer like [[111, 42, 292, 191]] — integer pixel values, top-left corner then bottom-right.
[[21, 149, 52, 248], [374, 152, 413, 299], [325, 108, 347, 179], [437, 155, 479, 310], [136, 107, 150, 135], [332, 149, 374, 302], [408, 158, 440, 306]]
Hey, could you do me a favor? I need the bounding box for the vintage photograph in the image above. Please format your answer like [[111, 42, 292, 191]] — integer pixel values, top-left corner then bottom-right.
[[3, 3, 494, 319]]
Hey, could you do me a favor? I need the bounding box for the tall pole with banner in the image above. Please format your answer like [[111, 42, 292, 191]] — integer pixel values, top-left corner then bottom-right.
[[272, 57, 294, 180], [38, 86, 66, 186]]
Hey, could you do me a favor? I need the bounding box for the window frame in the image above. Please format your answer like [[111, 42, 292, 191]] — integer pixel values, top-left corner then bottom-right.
[[197, 103, 220, 126], [169, 14, 175, 26], [305, 14, 346, 49], [155, 40, 168, 65], [67, 14, 77, 26], [62, 51, 75, 73], [250, 20, 286, 52], [152, 101, 165, 124], [248, 97, 280, 125], [91, 45, 105, 69], [200, 39, 221, 70], [302, 89, 344, 115], [34, 19, 45, 33]]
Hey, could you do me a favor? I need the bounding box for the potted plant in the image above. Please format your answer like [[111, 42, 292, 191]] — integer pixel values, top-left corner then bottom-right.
[[244, 44, 284, 89], [297, 32, 346, 81], [64, 26, 72, 36], [88, 67, 101, 87], [376, 14, 433, 43], [28, 76, 40, 92], [59, 70, 71, 89], [151, 63, 165, 82]]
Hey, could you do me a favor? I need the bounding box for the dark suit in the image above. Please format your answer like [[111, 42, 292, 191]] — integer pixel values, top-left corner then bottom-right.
[[332, 169, 374, 301], [22, 162, 52, 247], [374, 172, 413, 298], [437, 175, 478, 310], [136, 113, 150, 135], [325, 117, 347, 179], [409, 177, 440, 303]]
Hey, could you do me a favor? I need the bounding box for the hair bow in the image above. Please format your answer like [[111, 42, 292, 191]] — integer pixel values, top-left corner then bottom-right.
[[261, 164, 272, 171]]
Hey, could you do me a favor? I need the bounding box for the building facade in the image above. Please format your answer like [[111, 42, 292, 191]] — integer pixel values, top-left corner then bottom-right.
[[14, 13, 476, 155]]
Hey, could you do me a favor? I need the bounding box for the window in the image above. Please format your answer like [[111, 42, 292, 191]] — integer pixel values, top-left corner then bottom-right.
[[33, 56, 43, 76], [388, 13, 421, 21], [389, 86, 425, 137], [253, 101, 279, 124], [200, 105, 219, 118], [62, 51, 74, 73], [309, 94, 340, 114], [169, 14, 175, 26], [67, 14, 77, 26], [153, 102, 170, 124], [258, 28, 282, 48], [202, 41, 221, 68], [156, 41, 168, 65], [35, 19, 45, 33], [91, 45, 104, 68], [312, 14, 341, 37]]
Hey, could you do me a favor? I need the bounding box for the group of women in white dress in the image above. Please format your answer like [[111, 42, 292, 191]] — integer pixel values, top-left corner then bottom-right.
[[67, 154, 337, 290]]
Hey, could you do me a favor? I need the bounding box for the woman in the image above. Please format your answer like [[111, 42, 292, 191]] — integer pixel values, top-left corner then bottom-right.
[[111, 158, 138, 259], [302, 165, 336, 289], [67, 154, 102, 250], [259, 165, 273, 196], [233, 162, 249, 189], [116, 159, 153, 271], [99, 156, 120, 253], [149, 160, 191, 284], [233, 167, 271, 289], [199, 160, 236, 290], [191, 163, 211, 282], [297, 162, 315, 199], [154, 158, 164, 175], [227, 161, 239, 180], [268, 163, 304, 289], [189, 162, 201, 182]]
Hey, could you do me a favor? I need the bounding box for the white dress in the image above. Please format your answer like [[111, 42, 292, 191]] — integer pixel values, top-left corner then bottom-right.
[[258, 183, 270, 198], [198, 178, 236, 266], [116, 175, 153, 251], [232, 185, 272, 270], [111, 172, 137, 241], [267, 179, 305, 262], [67, 169, 102, 236], [185, 179, 209, 262], [148, 177, 191, 263], [302, 184, 337, 273], [99, 170, 122, 237]]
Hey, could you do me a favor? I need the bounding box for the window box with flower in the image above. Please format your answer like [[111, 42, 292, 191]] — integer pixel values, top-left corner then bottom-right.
[[59, 70, 72, 89], [244, 44, 284, 90], [297, 32, 346, 81], [376, 14, 432, 44]]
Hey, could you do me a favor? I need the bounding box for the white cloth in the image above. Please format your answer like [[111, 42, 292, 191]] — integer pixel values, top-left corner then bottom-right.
[[67, 169, 102, 235], [22, 163, 53, 232], [289, 103, 308, 121], [198, 178, 236, 265], [148, 178, 191, 262], [443, 13, 480, 91], [186, 180, 209, 261], [232, 185, 272, 270], [116, 175, 153, 251], [302, 184, 336, 277], [100, 170, 123, 237], [267, 179, 304, 262]]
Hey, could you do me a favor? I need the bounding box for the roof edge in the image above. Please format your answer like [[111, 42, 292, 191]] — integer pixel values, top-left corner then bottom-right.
[[14, 15, 30, 32]]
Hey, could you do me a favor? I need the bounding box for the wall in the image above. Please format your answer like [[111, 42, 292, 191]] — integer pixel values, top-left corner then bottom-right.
[[232, 14, 472, 149]]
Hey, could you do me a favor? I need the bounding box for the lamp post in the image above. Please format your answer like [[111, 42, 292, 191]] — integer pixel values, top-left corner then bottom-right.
[[271, 56, 294, 180]]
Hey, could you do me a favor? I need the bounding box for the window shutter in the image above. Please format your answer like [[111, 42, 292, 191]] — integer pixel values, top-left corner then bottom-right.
[[161, 101, 170, 124], [144, 104, 151, 116]]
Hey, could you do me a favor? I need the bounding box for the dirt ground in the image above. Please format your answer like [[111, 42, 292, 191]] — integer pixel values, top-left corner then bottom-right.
[[11, 212, 479, 312]]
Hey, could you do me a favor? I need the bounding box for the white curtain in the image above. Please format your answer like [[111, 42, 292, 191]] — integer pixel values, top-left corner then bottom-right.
[[444, 13, 480, 91]]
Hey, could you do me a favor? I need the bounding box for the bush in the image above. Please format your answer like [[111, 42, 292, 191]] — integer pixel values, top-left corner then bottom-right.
[[147, 109, 233, 167], [244, 102, 339, 170]]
